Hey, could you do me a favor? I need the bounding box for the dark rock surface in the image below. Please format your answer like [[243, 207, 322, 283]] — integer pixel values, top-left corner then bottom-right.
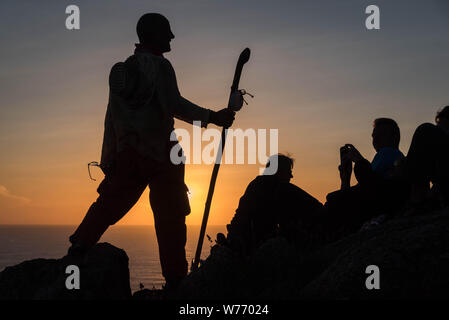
[[173, 208, 449, 300], [0, 243, 131, 299], [2, 209, 449, 300], [300, 208, 449, 299], [174, 236, 300, 300]]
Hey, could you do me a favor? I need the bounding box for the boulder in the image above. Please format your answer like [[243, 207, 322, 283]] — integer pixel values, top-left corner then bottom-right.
[[0, 242, 131, 299]]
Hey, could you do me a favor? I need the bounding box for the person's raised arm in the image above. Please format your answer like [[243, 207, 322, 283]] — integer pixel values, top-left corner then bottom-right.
[[339, 145, 353, 190], [344, 144, 375, 184]]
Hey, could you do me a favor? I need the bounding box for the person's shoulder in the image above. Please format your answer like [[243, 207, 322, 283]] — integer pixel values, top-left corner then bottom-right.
[[109, 53, 160, 99], [108, 55, 141, 94], [252, 175, 276, 184], [391, 147, 405, 159], [109, 55, 139, 79], [157, 56, 175, 73], [109, 61, 128, 95], [247, 175, 264, 187], [377, 147, 404, 158], [245, 175, 273, 191], [280, 181, 306, 194]]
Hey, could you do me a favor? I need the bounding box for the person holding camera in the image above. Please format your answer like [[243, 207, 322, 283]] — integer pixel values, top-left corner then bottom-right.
[[323, 118, 408, 238]]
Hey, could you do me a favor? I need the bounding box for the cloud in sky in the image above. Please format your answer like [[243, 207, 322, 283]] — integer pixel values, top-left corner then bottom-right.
[[0, 185, 31, 204]]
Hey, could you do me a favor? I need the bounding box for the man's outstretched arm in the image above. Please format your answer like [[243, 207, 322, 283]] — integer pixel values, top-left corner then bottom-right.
[[157, 59, 236, 127]]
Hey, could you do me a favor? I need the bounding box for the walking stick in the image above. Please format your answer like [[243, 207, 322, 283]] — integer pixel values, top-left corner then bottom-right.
[[191, 48, 251, 271]]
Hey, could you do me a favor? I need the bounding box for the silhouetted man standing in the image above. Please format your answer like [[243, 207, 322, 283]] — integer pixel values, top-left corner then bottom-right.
[[68, 13, 241, 289]]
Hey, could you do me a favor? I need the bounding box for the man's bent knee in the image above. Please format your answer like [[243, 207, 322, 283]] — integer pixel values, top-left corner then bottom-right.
[[150, 183, 191, 218]]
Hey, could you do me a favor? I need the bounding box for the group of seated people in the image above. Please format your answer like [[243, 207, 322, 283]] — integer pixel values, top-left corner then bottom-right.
[[221, 106, 449, 255]]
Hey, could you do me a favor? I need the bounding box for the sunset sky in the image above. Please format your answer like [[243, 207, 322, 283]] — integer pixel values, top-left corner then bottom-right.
[[1, 0, 448, 227]]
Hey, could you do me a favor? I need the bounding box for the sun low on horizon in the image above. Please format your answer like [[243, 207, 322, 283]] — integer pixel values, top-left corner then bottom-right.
[[1, 0, 448, 227]]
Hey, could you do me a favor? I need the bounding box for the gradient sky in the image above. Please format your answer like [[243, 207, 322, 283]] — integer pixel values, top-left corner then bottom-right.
[[1, 0, 448, 226]]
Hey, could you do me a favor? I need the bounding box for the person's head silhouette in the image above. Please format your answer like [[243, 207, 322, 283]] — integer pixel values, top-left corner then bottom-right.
[[371, 118, 400, 152], [436, 106, 449, 131], [136, 13, 175, 53], [264, 154, 294, 183]]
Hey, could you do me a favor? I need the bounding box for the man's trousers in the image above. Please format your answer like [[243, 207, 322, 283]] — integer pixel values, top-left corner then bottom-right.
[[69, 147, 191, 281]]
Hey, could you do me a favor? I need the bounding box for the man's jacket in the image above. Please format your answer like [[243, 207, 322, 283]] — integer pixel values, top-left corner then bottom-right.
[[227, 175, 323, 254], [101, 51, 211, 168]]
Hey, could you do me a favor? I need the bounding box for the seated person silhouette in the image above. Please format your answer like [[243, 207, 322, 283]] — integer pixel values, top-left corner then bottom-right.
[[324, 118, 409, 238], [405, 106, 449, 211], [225, 154, 323, 255]]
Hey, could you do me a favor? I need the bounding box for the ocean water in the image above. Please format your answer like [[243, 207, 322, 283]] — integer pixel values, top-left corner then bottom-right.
[[0, 225, 226, 292]]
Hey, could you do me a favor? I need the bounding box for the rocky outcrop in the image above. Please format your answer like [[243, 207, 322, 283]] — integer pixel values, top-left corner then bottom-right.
[[2, 209, 449, 300], [175, 208, 449, 300], [300, 208, 449, 299], [0, 243, 131, 300]]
